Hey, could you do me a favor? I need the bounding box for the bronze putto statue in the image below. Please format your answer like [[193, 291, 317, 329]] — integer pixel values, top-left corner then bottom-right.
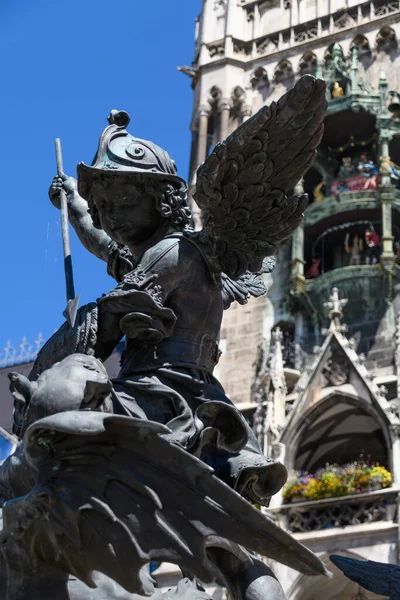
[[0, 76, 328, 599]]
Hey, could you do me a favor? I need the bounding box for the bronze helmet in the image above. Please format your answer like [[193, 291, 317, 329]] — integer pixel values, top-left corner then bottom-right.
[[77, 110, 187, 199]]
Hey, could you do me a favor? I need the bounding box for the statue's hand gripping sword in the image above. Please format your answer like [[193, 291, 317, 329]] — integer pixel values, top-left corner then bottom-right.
[[55, 138, 80, 328]]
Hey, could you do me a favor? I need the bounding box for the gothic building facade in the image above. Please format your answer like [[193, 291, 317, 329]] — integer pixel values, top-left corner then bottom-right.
[[179, 0, 400, 597], [1, 0, 400, 596]]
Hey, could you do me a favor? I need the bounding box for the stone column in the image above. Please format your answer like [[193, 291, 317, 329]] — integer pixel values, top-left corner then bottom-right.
[[391, 432, 400, 486], [392, 314, 400, 487], [196, 105, 210, 168], [219, 98, 231, 141], [350, 46, 358, 94], [189, 105, 210, 230], [291, 222, 305, 280], [379, 128, 395, 261], [291, 179, 306, 281], [381, 192, 395, 260], [379, 68, 388, 116]]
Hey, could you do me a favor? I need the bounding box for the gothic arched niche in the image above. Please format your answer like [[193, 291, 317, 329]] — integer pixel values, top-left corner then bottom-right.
[[208, 85, 222, 108], [350, 34, 371, 58], [230, 86, 245, 130], [299, 51, 318, 76], [259, 0, 282, 36], [213, 0, 228, 39], [376, 26, 398, 53], [293, 396, 389, 473], [274, 59, 294, 83], [206, 86, 222, 155], [250, 67, 271, 104], [250, 66, 269, 90]]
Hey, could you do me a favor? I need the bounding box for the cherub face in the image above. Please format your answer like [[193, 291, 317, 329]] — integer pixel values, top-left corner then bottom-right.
[[91, 176, 164, 247]]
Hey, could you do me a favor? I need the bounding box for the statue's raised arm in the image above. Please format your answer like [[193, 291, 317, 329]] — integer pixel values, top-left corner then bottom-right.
[[49, 174, 112, 262]]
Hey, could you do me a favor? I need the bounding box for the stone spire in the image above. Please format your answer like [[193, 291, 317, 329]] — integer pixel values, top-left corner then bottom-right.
[[251, 329, 287, 456], [270, 328, 287, 404], [379, 67, 388, 116], [268, 327, 287, 438], [323, 287, 348, 334], [351, 46, 358, 94]]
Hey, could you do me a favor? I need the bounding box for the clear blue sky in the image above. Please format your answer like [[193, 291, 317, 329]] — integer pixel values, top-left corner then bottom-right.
[[0, 0, 201, 350]]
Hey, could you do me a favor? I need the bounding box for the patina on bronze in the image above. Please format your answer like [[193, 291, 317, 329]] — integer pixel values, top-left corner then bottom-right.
[[0, 76, 328, 599]]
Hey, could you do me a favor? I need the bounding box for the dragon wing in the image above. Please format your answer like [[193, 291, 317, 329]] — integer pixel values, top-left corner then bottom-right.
[[330, 554, 400, 599], [192, 75, 327, 280], [2, 411, 329, 596]]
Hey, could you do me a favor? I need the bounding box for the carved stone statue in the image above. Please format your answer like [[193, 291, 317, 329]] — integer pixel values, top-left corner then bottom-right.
[[0, 76, 328, 599], [331, 81, 345, 97]]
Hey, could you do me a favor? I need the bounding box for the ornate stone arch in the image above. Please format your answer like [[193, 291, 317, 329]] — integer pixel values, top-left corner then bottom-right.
[[376, 26, 398, 52], [250, 66, 269, 89], [298, 51, 318, 76], [204, 86, 222, 155], [207, 85, 222, 109], [230, 85, 246, 120], [282, 392, 392, 474], [350, 34, 371, 57], [274, 59, 294, 82], [231, 85, 245, 100]]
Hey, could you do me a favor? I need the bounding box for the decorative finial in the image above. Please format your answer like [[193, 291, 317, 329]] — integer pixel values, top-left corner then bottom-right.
[[351, 47, 359, 93], [315, 59, 323, 80], [332, 43, 342, 58], [107, 109, 130, 128], [379, 68, 388, 89], [324, 287, 348, 333], [351, 46, 358, 67]]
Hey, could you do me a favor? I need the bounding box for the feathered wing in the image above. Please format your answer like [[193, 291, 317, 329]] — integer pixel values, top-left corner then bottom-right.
[[2, 412, 329, 596], [221, 257, 276, 309], [330, 555, 400, 599], [192, 75, 327, 280]]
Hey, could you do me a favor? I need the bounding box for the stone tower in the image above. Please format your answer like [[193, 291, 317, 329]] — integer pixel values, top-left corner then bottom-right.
[[184, 0, 400, 410], [181, 0, 400, 597]]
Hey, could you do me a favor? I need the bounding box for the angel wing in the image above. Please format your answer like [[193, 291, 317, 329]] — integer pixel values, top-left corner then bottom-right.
[[221, 257, 276, 309], [192, 75, 327, 280], [330, 554, 400, 599], [2, 411, 330, 596]]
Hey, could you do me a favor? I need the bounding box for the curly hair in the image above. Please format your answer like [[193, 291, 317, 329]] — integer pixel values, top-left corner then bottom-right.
[[87, 174, 193, 232], [142, 178, 192, 231]]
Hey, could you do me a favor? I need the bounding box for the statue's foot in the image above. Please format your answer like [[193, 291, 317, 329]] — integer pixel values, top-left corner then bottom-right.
[[214, 448, 287, 507]]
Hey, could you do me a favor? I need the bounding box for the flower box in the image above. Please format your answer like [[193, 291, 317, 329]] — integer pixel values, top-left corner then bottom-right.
[[282, 462, 392, 504]]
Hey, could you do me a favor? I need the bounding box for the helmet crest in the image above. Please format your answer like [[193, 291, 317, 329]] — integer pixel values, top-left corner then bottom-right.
[[77, 110, 187, 199]]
